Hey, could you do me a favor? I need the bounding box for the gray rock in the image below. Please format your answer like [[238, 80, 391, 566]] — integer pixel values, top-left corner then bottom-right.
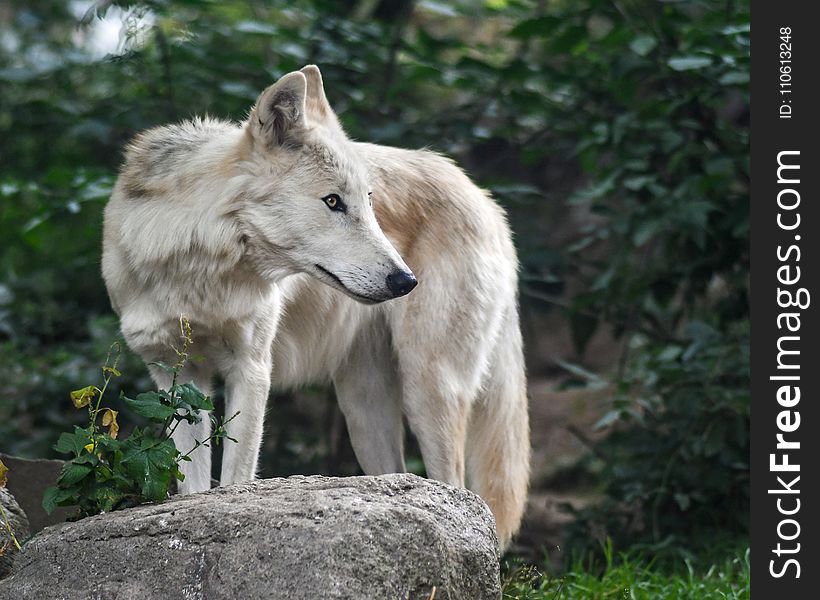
[[0, 474, 500, 600], [0, 454, 72, 534], [0, 488, 30, 580]]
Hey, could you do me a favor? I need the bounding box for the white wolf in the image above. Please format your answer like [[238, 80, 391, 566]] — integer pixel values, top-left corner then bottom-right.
[[102, 65, 529, 547]]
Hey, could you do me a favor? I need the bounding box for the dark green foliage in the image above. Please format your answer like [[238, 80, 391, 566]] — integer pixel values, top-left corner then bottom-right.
[[537, 0, 750, 347], [565, 322, 750, 557], [531, 0, 751, 557]]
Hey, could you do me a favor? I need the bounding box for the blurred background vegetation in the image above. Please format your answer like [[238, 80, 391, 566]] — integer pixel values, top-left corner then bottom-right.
[[1, 0, 748, 571]]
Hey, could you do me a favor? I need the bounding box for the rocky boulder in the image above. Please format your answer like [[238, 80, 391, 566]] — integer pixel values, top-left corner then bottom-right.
[[0, 454, 71, 534], [0, 488, 30, 580], [0, 474, 500, 600]]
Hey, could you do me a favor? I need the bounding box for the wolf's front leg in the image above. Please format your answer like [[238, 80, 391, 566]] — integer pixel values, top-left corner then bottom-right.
[[220, 359, 272, 486], [172, 412, 212, 494], [148, 364, 214, 494]]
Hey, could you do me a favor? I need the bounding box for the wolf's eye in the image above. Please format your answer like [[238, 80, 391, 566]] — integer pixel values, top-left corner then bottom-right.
[[321, 193, 345, 213]]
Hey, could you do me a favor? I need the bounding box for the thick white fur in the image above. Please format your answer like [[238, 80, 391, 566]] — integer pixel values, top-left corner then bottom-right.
[[102, 66, 530, 547]]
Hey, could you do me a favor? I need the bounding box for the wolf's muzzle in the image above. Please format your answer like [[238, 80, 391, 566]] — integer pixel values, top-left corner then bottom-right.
[[386, 270, 418, 298]]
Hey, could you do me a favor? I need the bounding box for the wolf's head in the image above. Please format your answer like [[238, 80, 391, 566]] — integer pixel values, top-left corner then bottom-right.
[[236, 66, 416, 304]]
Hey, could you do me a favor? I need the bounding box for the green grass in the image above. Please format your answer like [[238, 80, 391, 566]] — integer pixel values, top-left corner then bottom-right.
[[502, 546, 750, 600]]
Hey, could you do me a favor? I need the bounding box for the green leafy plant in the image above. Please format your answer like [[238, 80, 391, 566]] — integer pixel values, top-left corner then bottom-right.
[[43, 319, 237, 518]]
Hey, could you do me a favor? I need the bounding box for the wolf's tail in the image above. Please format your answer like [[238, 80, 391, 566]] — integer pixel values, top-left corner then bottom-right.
[[466, 305, 531, 550]]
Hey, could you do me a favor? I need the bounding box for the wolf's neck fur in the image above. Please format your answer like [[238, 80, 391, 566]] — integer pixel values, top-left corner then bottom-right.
[[118, 120, 277, 274], [106, 118, 287, 326]]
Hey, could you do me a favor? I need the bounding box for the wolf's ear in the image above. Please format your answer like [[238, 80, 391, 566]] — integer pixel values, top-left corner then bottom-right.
[[249, 71, 308, 149], [300, 65, 343, 131]]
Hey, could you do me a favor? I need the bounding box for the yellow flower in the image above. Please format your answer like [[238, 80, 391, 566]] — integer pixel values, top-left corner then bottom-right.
[[84, 443, 95, 453], [101, 408, 120, 439], [70, 386, 99, 409]]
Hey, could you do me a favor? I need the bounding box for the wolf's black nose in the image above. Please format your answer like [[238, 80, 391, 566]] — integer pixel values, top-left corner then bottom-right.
[[386, 270, 418, 298]]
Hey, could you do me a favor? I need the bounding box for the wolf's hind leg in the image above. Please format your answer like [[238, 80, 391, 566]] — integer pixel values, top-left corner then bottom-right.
[[388, 279, 501, 490], [401, 382, 468, 488], [333, 324, 406, 475]]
